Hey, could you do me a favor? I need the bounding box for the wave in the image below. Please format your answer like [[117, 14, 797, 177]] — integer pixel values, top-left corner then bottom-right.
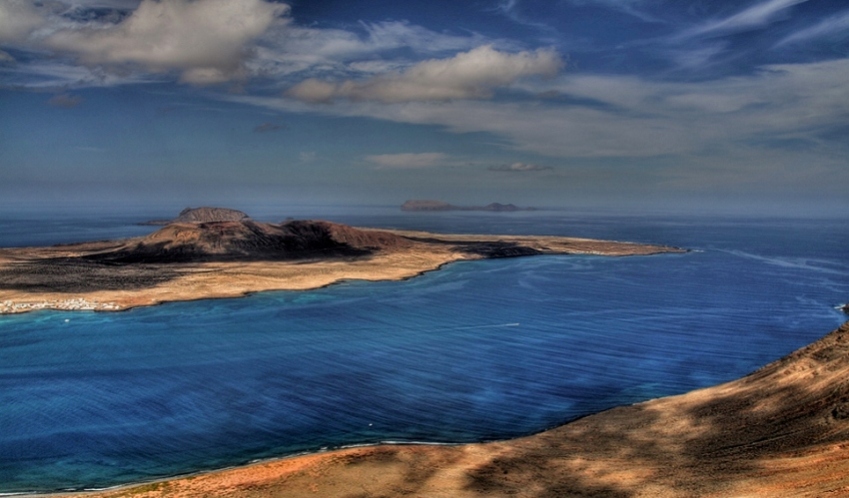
[[719, 249, 849, 276]]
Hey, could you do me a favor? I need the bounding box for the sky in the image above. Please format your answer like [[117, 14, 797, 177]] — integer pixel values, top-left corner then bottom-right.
[[1, 0, 847, 215]]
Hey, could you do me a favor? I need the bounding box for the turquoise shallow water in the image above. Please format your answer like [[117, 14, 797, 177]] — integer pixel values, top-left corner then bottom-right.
[[0, 209, 847, 493]]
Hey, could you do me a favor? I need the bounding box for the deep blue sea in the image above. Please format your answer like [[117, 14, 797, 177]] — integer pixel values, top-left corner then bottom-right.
[[0, 206, 847, 494]]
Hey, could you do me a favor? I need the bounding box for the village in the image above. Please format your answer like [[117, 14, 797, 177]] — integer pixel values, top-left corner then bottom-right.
[[1, 298, 122, 314]]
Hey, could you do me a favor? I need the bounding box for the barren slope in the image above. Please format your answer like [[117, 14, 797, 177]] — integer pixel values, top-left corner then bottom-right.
[[84, 219, 412, 263]]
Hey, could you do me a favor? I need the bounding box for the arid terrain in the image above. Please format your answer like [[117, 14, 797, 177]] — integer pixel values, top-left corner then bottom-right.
[[32, 321, 849, 498], [0, 208, 679, 314]]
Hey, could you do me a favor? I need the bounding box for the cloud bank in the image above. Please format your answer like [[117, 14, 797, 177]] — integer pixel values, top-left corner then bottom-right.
[[233, 56, 849, 162], [2, 0, 288, 84], [287, 45, 563, 103]]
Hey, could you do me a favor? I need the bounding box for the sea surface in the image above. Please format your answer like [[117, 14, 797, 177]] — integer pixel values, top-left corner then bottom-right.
[[0, 206, 847, 493]]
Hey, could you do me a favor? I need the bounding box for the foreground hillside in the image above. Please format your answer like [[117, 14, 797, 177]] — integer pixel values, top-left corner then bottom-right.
[[48, 321, 849, 498]]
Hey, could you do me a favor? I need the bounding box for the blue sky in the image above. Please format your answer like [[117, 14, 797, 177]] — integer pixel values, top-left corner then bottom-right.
[[1, 0, 847, 215]]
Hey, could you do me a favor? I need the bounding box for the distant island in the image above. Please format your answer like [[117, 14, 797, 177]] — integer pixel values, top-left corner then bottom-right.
[[401, 199, 537, 212], [0, 207, 679, 314]]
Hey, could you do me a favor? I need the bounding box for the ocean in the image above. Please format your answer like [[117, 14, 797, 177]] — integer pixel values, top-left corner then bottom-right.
[[0, 206, 847, 493]]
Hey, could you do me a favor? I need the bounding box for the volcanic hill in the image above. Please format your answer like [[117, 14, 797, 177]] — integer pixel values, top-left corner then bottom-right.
[[86, 218, 413, 264]]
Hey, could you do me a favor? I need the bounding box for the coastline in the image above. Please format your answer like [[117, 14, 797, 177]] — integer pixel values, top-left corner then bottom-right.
[[21, 321, 849, 498], [0, 229, 681, 315]]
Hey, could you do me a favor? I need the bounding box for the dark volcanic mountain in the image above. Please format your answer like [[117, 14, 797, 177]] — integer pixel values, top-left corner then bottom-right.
[[87, 219, 412, 264]]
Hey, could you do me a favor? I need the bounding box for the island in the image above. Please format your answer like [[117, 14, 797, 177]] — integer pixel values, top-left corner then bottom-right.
[[0, 207, 679, 314], [401, 199, 536, 212]]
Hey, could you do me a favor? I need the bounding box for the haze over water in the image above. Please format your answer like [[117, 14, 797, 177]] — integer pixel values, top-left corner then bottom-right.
[[1, 207, 847, 493]]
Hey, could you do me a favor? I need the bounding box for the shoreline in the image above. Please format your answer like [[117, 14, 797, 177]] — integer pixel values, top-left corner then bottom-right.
[[10, 441, 469, 498], [14, 321, 849, 498], [0, 228, 683, 315]]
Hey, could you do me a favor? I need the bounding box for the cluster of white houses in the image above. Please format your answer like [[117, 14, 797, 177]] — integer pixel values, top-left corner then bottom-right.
[[1, 298, 122, 314]]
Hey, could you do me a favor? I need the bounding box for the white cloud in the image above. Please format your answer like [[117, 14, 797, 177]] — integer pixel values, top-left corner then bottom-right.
[[58, 0, 141, 9], [360, 21, 489, 55], [365, 153, 448, 169], [267, 21, 484, 61], [247, 20, 493, 84], [560, 0, 661, 23], [685, 0, 810, 38], [495, 0, 557, 30], [1, 0, 288, 85], [775, 10, 849, 46], [1, 3, 504, 88], [229, 57, 849, 161], [287, 45, 563, 103], [0, 1, 48, 44], [489, 162, 551, 172], [286, 79, 338, 103], [1, 59, 156, 88]]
